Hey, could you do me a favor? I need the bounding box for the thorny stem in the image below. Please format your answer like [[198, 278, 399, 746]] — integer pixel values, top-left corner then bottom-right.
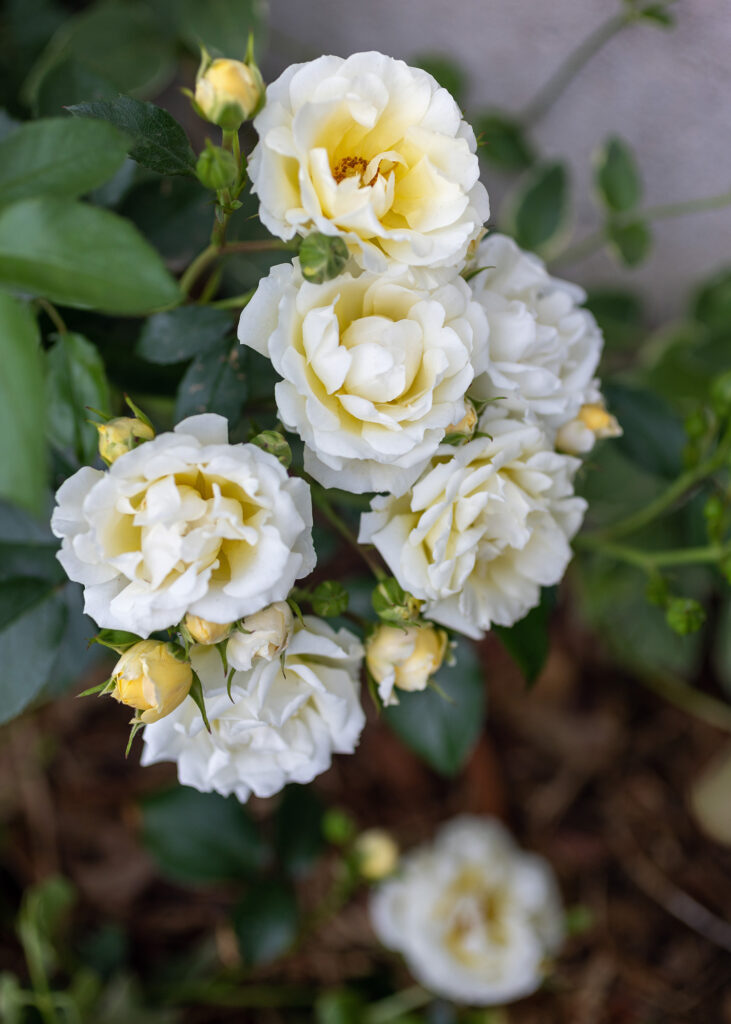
[[309, 485, 387, 581]]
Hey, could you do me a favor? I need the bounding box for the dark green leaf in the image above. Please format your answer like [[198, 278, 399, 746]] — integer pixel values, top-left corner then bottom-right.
[[0, 118, 128, 209], [17, 876, 75, 977], [174, 0, 265, 57], [0, 577, 68, 725], [69, 97, 196, 178], [137, 306, 233, 364], [594, 136, 642, 213], [503, 161, 569, 255], [476, 112, 535, 172], [47, 332, 110, 464], [583, 289, 644, 350], [0, 197, 181, 314], [412, 55, 466, 107], [494, 588, 555, 686], [638, 3, 675, 26], [175, 338, 246, 423], [603, 381, 685, 478], [32, 58, 117, 119], [275, 786, 325, 877], [0, 500, 63, 583], [0, 292, 46, 514], [607, 219, 652, 267], [692, 268, 731, 330], [233, 880, 298, 966], [385, 639, 486, 776], [141, 786, 268, 884], [120, 176, 213, 265], [315, 989, 365, 1024]]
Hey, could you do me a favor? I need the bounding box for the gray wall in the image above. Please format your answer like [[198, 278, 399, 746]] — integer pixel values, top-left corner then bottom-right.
[[263, 0, 731, 323]]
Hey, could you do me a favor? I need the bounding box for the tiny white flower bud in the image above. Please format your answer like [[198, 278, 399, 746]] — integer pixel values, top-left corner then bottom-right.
[[227, 601, 294, 671]]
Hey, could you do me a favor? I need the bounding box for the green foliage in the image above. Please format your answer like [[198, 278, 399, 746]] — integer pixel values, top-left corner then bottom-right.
[[250, 429, 292, 468], [0, 197, 181, 314], [0, 293, 46, 513], [136, 306, 234, 364], [502, 161, 569, 255], [17, 876, 75, 979], [666, 596, 706, 635], [196, 141, 238, 190], [299, 232, 349, 284], [594, 136, 642, 213], [607, 218, 652, 266], [46, 331, 111, 465], [174, 338, 247, 423], [233, 880, 299, 966], [70, 97, 196, 177], [173, 0, 266, 57], [494, 588, 555, 686], [477, 112, 535, 171], [603, 382, 685, 478], [315, 988, 365, 1024], [692, 268, 731, 330], [584, 289, 645, 350], [274, 786, 326, 877], [385, 639, 486, 776], [0, 117, 129, 208], [140, 786, 269, 884]]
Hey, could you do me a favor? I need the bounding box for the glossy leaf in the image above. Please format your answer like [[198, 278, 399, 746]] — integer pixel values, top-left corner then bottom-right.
[[69, 97, 196, 178], [275, 786, 325, 877], [494, 588, 555, 686], [0, 117, 128, 209], [594, 136, 642, 213], [603, 381, 685, 479], [0, 500, 63, 583], [607, 219, 652, 267], [385, 639, 486, 776], [175, 337, 246, 422], [46, 332, 110, 464], [174, 0, 265, 56], [136, 306, 234, 364], [141, 786, 268, 884], [0, 197, 181, 314], [0, 292, 46, 514], [477, 111, 535, 171], [503, 161, 569, 255], [233, 880, 299, 967]]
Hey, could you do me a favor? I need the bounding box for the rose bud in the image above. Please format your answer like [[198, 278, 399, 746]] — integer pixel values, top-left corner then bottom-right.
[[227, 601, 294, 671], [111, 640, 193, 723], [354, 828, 399, 880], [194, 56, 264, 130], [183, 614, 233, 646], [366, 622, 448, 706], [556, 401, 622, 454], [96, 416, 154, 465]]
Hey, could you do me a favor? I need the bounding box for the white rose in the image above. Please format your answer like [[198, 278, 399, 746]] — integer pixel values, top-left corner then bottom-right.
[[51, 414, 315, 637], [248, 52, 489, 271], [238, 261, 487, 495], [227, 600, 294, 671], [370, 815, 564, 1006], [359, 412, 586, 639], [468, 234, 604, 436], [141, 616, 365, 802]]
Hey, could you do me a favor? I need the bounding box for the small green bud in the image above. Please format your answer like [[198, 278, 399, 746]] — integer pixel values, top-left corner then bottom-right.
[[703, 494, 725, 543], [645, 573, 669, 608], [299, 232, 349, 283], [250, 429, 292, 468], [710, 371, 731, 419], [322, 807, 356, 846], [372, 577, 422, 625], [666, 597, 706, 636], [196, 140, 238, 191], [311, 580, 349, 617]]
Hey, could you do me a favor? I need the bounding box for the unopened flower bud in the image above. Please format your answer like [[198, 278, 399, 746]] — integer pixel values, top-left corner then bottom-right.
[[666, 597, 706, 636], [372, 578, 422, 626], [196, 140, 238, 191], [298, 232, 349, 284], [194, 56, 264, 130], [183, 614, 233, 646], [227, 601, 294, 671], [111, 640, 192, 724], [354, 828, 399, 880], [556, 402, 621, 455], [366, 622, 448, 706], [96, 416, 154, 465], [443, 402, 478, 444], [250, 429, 292, 468]]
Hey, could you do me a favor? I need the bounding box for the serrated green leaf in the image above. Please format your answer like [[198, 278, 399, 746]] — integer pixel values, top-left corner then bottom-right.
[[494, 588, 555, 686], [607, 219, 652, 267], [503, 161, 569, 255], [0, 197, 181, 314], [233, 880, 298, 967], [175, 337, 246, 422], [0, 292, 46, 515], [69, 97, 196, 178], [137, 306, 233, 364], [594, 136, 642, 213], [477, 111, 535, 171], [0, 117, 128, 209], [385, 639, 486, 776], [46, 332, 110, 464]]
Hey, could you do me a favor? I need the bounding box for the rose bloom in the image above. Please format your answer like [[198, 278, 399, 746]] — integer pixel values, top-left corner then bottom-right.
[[227, 600, 294, 671], [51, 414, 315, 637], [359, 413, 586, 638], [370, 816, 564, 1006], [248, 52, 489, 271], [365, 622, 448, 706], [467, 234, 604, 437], [141, 616, 365, 802], [238, 261, 487, 494]]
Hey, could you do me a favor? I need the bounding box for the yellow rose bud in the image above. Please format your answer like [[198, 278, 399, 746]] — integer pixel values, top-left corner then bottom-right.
[[354, 828, 399, 880], [366, 622, 448, 706], [183, 614, 233, 646], [111, 640, 192, 724], [578, 402, 622, 437], [96, 417, 154, 465], [556, 402, 622, 454], [194, 58, 264, 130], [446, 403, 478, 438]]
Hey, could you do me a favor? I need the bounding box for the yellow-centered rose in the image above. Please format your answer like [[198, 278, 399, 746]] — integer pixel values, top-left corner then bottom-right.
[[111, 640, 193, 724], [195, 58, 264, 129], [366, 622, 448, 706], [183, 614, 233, 646], [96, 416, 154, 464]]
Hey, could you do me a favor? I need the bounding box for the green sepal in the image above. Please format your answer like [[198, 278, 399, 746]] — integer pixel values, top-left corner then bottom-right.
[[77, 677, 114, 698], [287, 596, 305, 627], [89, 629, 141, 654], [189, 671, 211, 732], [123, 394, 153, 430], [462, 263, 495, 282], [125, 720, 144, 758], [215, 639, 229, 675], [226, 666, 236, 702]]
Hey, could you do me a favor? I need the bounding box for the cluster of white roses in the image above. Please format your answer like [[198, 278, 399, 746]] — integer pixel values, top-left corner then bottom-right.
[[48, 50, 621, 1007]]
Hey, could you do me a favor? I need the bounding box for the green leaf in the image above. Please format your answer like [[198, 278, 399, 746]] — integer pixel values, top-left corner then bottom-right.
[[233, 880, 298, 967], [607, 219, 652, 267], [385, 639, 486, 776], [174, 0, 265, 57], [69, 97, 196, 178], [638, 3, 676, 27], [0, 500, 63, 582], [120, 176, 213, 265], [594, 136, 642, 213], [502, 161, 569, 255], [47, 332, 110, 465], [315, 989, 365, 1024], [0, 197, 181, 314], [136, 306, 233, 364], [412, 54, 467, 107], [274, 786, 325, 878], [584, 289, 644, 350], [0, 118, 128, 210], [603, 381, 685, 479], [32, 57, 118, 119], [17, 876, 75, 978], [494, 588, 555, 686], [140, 786, 268, 884], [476, 111, 535, 172], [692, 268, 731, 331], [175, 338, 246, 423], [0, 577, 68, 725], [0, 292, 46, 514]]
